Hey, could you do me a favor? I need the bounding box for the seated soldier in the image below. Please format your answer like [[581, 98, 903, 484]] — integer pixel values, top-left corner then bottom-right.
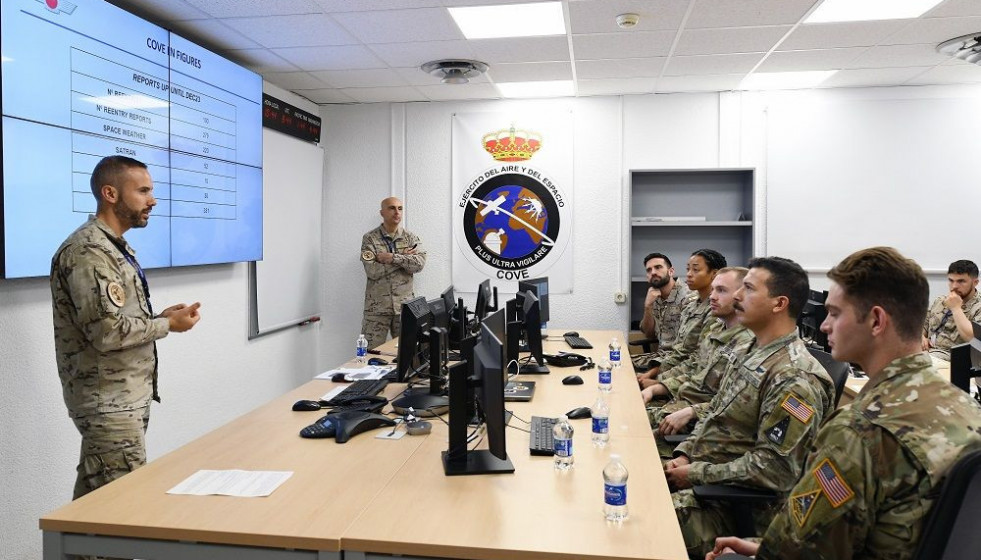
[[639, 249, 728, 389], [922, 259, 981, 361], [632, 252, 691, 371], [706, 247, 981, 560], [640, 267, 754, 459], [664, 257, 835, 558]]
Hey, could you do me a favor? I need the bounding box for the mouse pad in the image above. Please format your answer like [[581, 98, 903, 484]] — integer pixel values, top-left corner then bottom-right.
[[504, 381, 536, 402]]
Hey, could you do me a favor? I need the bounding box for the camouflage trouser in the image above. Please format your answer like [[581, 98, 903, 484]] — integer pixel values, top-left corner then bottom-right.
[[673, 488, 776, 559], [362, 313, 400, 350], [631, 351, 664, 371], [72, 408, 149, 499], [647, 399, 695, 459]]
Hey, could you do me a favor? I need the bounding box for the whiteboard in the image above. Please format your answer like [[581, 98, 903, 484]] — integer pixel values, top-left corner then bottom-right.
[[766, 96, 981, 271], [249, 128, 323, 337]]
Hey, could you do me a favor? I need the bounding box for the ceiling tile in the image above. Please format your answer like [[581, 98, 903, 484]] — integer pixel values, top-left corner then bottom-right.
[[818, 66, 934, 88], [576, 77, 657, 96], [340, 86, 428, 103], [272, 45, 387, 71], [663, 53, 765, 76], [313, 0, 441, 11], [686, 0, 815, 29], [293, 88, 357, 104], [331, 7, 463, 44], [879, 16, 981, 46], [416, 82, 501, 101], [106, 0, 210, 22], [844, 43, 951, 69], [575, 57, 666, 79], [906, 61, 981, 84], [181, 0, 323, 18], [757, 47, 869, 72], [486, 61, 573, 82], [674, 26, 791, 56], [168, 19, 261, 51], [224, 49, 300, 73], [367, 40, 477, 68], [655, 73, 745, 92], [568, 0, 689, 33], [310, 68, 411, 88], [261, 71, 330, 90], [924, 0, 981, 18], [469, 36, 571, 63], [780, 21, 910, 50], [573, 31, 676, 60], [222, 14, 357, 48]]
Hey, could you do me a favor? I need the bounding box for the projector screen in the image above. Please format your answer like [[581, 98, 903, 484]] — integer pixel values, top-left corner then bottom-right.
[[1, 0, 263, 278]]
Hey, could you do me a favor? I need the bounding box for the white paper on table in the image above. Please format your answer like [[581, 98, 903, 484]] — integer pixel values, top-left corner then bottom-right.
[[314, 365, 393, 381], [166, 470, 293, 497]]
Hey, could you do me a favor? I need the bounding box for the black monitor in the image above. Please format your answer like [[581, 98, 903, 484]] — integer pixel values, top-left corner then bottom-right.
[[518, 277, 550, 325], [396, 297, 434, 382], [797, 289, 829, 352], [442, 308, 514, 476], [950, 336, 981, 393], [473, 278, 498, 322], [428, 297, 449, 331], [441, 285, 467, 348], [516, 291, 549, 374]]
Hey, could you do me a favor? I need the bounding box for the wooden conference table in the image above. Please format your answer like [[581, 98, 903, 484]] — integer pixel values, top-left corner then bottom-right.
[[41, 330, 686, 560]]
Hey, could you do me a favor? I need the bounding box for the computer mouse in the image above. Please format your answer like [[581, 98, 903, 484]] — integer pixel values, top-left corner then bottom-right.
[[564, 331, 580, 337], [567, 406, 592, 420], [562, 375, 584, 385], [331, 373, 350, 383], [292, 399, 324, 411], [406, 420, 432, 435], [299, 416, 337, 438], [367, 357, 388, 366]]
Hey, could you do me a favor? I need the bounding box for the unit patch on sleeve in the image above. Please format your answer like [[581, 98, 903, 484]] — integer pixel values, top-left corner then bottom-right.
[[790, 489, 821, 527], [765, 416, 791, 445]]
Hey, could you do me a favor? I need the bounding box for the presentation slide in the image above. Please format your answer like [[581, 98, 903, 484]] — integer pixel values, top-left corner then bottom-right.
[[1, 0, 262, 278]]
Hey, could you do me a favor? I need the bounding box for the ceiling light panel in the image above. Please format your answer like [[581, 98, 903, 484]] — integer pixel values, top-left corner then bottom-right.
[[806, 0, 945, 24], [449, 2, 566, 39]]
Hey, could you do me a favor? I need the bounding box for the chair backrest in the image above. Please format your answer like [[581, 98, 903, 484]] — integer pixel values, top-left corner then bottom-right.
[[914, 449, 981, 560], [807, 347, 851, 408]]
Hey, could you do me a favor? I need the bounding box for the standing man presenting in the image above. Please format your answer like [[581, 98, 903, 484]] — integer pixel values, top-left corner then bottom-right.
[[51, 155, 201, 501], [361, 196, 426, 349], [922, 259, 981, 361]]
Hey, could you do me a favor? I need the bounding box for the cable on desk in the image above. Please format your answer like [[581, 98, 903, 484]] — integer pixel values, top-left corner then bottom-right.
[[507, 424, 530, 434]]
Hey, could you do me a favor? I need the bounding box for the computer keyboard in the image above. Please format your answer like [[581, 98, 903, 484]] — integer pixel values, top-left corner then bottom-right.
[[564, 334, 593, 349], [324, 379, 389, 406], [529, 416, 558, 456]]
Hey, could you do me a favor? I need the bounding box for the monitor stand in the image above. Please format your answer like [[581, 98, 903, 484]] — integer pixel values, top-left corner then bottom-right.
[[391, 392, 449, 417], [442, 449, 514, 476], [518, 362, 550, 374]]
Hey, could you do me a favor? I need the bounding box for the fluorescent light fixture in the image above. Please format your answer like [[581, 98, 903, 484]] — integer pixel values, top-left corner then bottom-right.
[[497, 80, 574, 98], [739, 71, 837, 90], [805, 0, 943, 23], [449, 2, 565, 39]]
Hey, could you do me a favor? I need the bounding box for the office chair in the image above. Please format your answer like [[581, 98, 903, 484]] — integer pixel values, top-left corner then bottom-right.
[[714, 449, 981, 559], [806, 347, 851, 408]]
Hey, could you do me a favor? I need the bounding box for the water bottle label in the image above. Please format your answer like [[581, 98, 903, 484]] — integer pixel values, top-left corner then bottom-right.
[[356, 347, 367, 358], [604, 483, 627, 506], [610, 350, 621, 362], [599, 370, 612, 384], [554, 438, 572, 457], [592, 417, 609, 434]]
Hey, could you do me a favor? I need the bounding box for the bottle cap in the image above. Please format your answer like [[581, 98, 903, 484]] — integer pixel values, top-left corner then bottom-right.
[[610, 453, 621, 460], [560, 414, 568, 421]]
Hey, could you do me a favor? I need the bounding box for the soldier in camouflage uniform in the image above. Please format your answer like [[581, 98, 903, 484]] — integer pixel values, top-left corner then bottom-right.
[[663, 257, 834, 558], [632, 252, 691, 370], [640, 268, 754, 458], [707, 247, 981, 560], [922, 259, 981, 361], [50, 156, 201, 503], [361, 196, 426, 350], [639, 249, 728, 389]]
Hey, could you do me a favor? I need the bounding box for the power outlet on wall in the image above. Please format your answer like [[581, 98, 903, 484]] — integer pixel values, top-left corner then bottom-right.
[[614, 291, 627, 304]]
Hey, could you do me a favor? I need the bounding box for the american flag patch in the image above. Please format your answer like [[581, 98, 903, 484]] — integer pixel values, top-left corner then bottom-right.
[[781, 393, 815, 424], [813, 458, 854, 508]]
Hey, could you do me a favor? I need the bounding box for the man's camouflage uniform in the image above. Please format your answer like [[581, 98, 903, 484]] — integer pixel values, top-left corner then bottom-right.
[[51, 216, 169, 499], [757, 352, 981, 559], [923, 290, 981, 361], [632, 281, 691, 370], [361, 225, 426, 350], [672, 332, 835, 557], [656, 293, 714, 372]]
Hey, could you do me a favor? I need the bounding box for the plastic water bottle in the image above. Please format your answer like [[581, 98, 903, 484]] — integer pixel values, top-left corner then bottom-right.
[[591, 392, 610, 447], [355, 333, 368, 365], [609, 337, 622, 369], [603, 454, 629, 521], [597, 359, 612, 393], [553, 414, 574, 470]]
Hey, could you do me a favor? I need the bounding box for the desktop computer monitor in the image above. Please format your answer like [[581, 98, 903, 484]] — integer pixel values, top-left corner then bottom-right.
[[518, 276, 549, 326], [474, 278, 498, 322], [428, 297, 449, 331], [797, 289, 829, 352], [516, 291, 548, 374], [442, 308, 514, 476], [950, 335, 981, 393], [396, 297, 435, 382]]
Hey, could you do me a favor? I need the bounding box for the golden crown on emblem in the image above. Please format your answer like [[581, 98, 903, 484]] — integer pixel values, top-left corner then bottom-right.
[[482, 125, 542, 161]]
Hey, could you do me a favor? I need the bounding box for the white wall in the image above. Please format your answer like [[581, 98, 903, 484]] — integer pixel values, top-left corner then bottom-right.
[[0, 83, 322, 560]]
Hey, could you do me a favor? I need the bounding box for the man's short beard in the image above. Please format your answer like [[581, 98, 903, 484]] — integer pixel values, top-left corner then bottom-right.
[[650, 276, 670, 289]]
